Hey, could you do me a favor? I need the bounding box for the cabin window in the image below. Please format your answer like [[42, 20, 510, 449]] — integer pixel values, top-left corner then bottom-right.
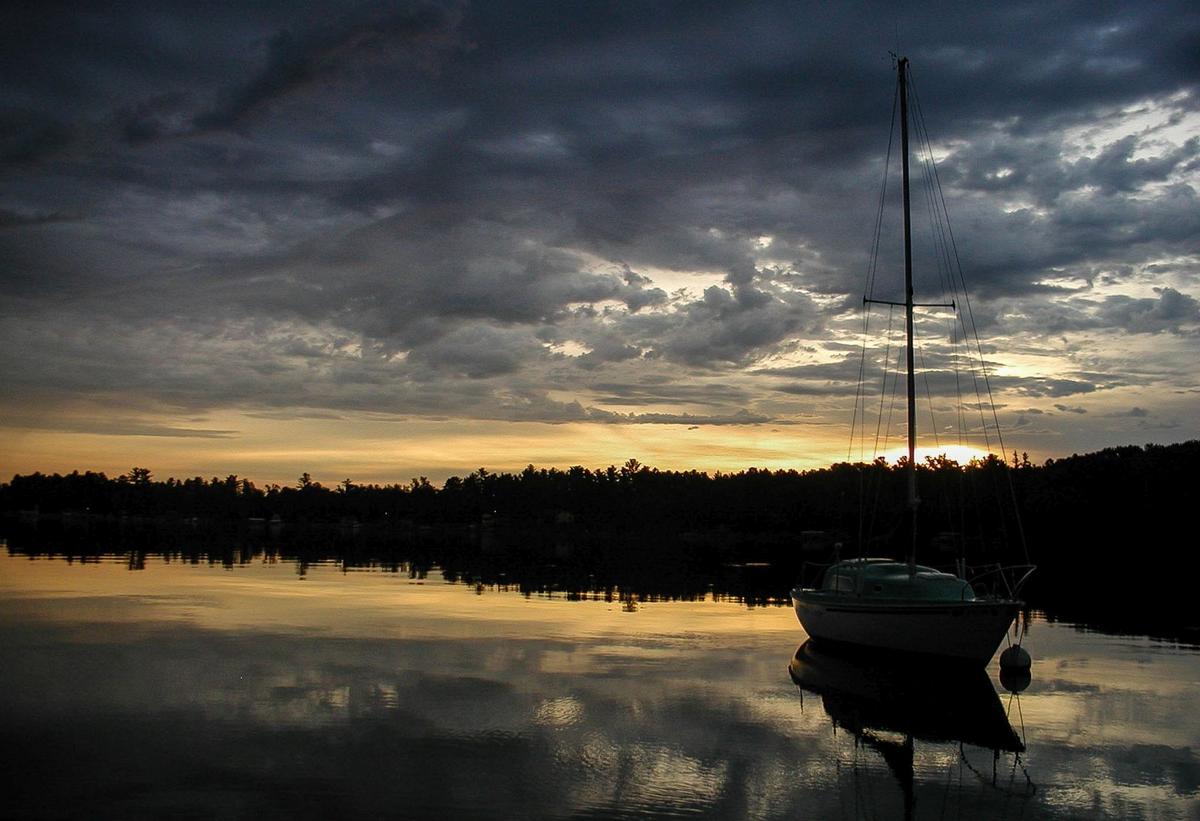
[[825, 573, 856, 593]]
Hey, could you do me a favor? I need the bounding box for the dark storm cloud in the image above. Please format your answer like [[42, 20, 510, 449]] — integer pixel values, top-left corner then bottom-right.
[[0, 207, 77, 229], [0, 0, 1197, 436], [191, 4, 467, 133]]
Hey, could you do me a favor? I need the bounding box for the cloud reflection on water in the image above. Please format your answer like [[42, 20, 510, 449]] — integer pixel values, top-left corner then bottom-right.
[[1, 553, 1198, 819]]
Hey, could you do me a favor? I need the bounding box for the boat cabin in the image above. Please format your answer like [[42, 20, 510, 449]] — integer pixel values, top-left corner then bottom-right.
[[821, 558, 974, 602]]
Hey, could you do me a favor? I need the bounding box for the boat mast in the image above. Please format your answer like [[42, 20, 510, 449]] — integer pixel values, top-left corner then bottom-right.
[[898, 57, 918, 572]]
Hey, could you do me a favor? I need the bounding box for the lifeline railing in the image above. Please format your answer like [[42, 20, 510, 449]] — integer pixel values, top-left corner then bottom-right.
[[966, 564, 1037, 600], [797, 560, 835, 590], [795, 559, 1036, 602]]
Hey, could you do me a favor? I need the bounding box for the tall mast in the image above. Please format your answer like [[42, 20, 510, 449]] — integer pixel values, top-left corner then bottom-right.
[[898, 57, 918, 571]]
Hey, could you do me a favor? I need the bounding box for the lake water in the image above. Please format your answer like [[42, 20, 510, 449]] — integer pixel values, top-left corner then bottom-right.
[[1, 550, 1198, 819]]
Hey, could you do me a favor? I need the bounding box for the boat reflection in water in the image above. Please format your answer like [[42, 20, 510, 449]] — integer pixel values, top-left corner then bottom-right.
[[789, 640, 1031, 818]]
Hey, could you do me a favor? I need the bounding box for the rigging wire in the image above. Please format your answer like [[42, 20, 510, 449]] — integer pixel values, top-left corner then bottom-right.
[[917, 340, 940, 451], [873, 306, 897, 457], [853, 84, 901, 554], [909, 70, 1004, 558], [907, 64, 1030, 565], [865, 307, 899, 547], [869, 337, 908, 546], [909, 73, 993, 453], [850, 303, 871, 464], [851, 81, 899, 464], [909, 72, 973, 554], [951, 310, 968, 451], [850, 61, 1033, 566], [884, 329, 906, 458]]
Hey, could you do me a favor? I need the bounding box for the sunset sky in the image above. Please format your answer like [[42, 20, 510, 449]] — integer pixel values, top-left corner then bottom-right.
[[2, 1, 1197, 486]]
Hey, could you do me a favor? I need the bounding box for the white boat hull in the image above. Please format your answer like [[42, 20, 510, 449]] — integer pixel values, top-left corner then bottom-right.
[[792, 589, 1019, 664]]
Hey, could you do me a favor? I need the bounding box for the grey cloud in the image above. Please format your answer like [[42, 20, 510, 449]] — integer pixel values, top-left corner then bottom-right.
[[621, 409, 775, 426], [1079, 134, 1199, 195], [117, 91, 198, 144], [0, 111, 75, 167], [897, 123, 1200, 306], [949, 131, 1199, 204], [482, 391, 776, 426], [765, 358, 863, 398], [3, 416, 238, 439], [630, 279, 821, 367], [765, 353, 1102, 406], [1097, 287, 1200, 334], [192, 4, 467, 133], [405, 324, 544, 379], [1010, 379, 1100, 399], [317, 218, 663, 335], [620, 269, 669, 313], [589, 380, 754, 407], [774, 383, 859, 398], [0, 208, 78, 229], [574, 339, 644, 370]]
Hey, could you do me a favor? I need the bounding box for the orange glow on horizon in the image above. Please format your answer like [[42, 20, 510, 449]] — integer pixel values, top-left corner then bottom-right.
[[876, 444, 995, 466], [0, 413, 853, 487]]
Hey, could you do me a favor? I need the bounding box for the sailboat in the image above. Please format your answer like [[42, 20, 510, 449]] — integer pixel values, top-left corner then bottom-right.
[[790, 57, 1034, 665]]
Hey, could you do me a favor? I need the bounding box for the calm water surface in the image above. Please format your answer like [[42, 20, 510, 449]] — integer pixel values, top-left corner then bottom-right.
[[1, 551, 1198, 819]]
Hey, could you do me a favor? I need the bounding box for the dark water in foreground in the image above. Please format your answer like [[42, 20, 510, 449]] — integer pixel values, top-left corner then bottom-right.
[[1, 552, 1197, 820]]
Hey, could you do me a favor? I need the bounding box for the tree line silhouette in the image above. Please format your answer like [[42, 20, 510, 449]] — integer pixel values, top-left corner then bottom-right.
[[2, 440, 1197, 641]]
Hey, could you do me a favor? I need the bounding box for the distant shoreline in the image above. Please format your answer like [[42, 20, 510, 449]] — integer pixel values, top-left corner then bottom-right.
[[4, 440, 1197, 646]]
